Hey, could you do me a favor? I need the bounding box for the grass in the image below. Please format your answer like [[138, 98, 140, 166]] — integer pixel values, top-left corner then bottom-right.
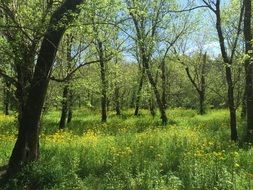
[[0, 108, 253, 189]]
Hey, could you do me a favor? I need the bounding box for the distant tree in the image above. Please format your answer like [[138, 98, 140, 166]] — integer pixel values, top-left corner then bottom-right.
[[179, 52, 208, 115], [59, 35, 74, 129], [82, 0, 122, 122]]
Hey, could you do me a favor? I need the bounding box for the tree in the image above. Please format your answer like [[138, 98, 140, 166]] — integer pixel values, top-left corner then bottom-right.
[[125, 0, 170, 124], [202, 0, 244, 141], [243, 0, 253, 141], [58, 36, 73, 129], [179, 52, 208, 115], [134, 67, 145, 116], [81, 0, 122, 122], [3, 0, 84, 179], [112, 56, 122, 116]]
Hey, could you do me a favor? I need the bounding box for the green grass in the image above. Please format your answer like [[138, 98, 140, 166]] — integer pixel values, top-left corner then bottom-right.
[[0, 109, 253, 190]]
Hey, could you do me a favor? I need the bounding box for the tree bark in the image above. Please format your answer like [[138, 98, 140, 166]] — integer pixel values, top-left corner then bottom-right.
[[142, 52, 167, 124], [15, 55, 34, 125], [225, 67, 237, 141], [161, 59, 168, 109], [59, 85, 69, 129], [199, 53, 206, 115], [114, 86, 121, 115], [145, 67, 167, 124], [199, 91, 205, 115], [134, 68, 145, 116], [6, 0, 84, 178], [244, 0, 253, 141], [98, 41, 107, 122], [67, 89, 73, 123], [215, 1, 238, 141], [59, 34, 73, 128], [241, 87, 247, 118], [67, 106, 73, 123], [149, 94, 156, 118]]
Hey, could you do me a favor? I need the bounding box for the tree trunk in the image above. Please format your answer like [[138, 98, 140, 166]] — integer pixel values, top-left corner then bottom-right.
[[59, 85, 69, 129], [130, 92, 135, 108], [244, 0, 253, 141], [215, 2, 238, 141], [59, 34, 73, 128], [15, 59, 33, 125], [161, 59, 167, 109], [145, 68, 167, 124], [199, 91, 205, 115], [241, 87, 247, 118], [134, 68, 145, 116], [183, 53, 206, 115], [6, 0, 84, 178], [107, 98, 110, 112], [199, 53, 206, 115], [226, 68, 238, 141], [149, 94, 156, 118], [67, 107, 73, 123], [98, 41, 107, 122], [67, 90, 73, 123], [114, 86, 121, 115]]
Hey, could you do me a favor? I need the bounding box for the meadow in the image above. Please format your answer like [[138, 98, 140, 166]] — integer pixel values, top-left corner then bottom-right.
[[0, 109, 253, 190]]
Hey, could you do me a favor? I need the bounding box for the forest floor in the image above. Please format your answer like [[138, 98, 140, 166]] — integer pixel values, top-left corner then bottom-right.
[[0, 109, 253, 190]]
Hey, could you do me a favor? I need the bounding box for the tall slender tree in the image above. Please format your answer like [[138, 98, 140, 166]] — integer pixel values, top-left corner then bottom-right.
[[126, 0, 169, 124], [243, 0, 253, 141], [203, 0, 244, 141]]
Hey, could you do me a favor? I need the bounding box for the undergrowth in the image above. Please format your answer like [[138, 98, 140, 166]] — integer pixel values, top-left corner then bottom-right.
[[0, 109, 252, 190]]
